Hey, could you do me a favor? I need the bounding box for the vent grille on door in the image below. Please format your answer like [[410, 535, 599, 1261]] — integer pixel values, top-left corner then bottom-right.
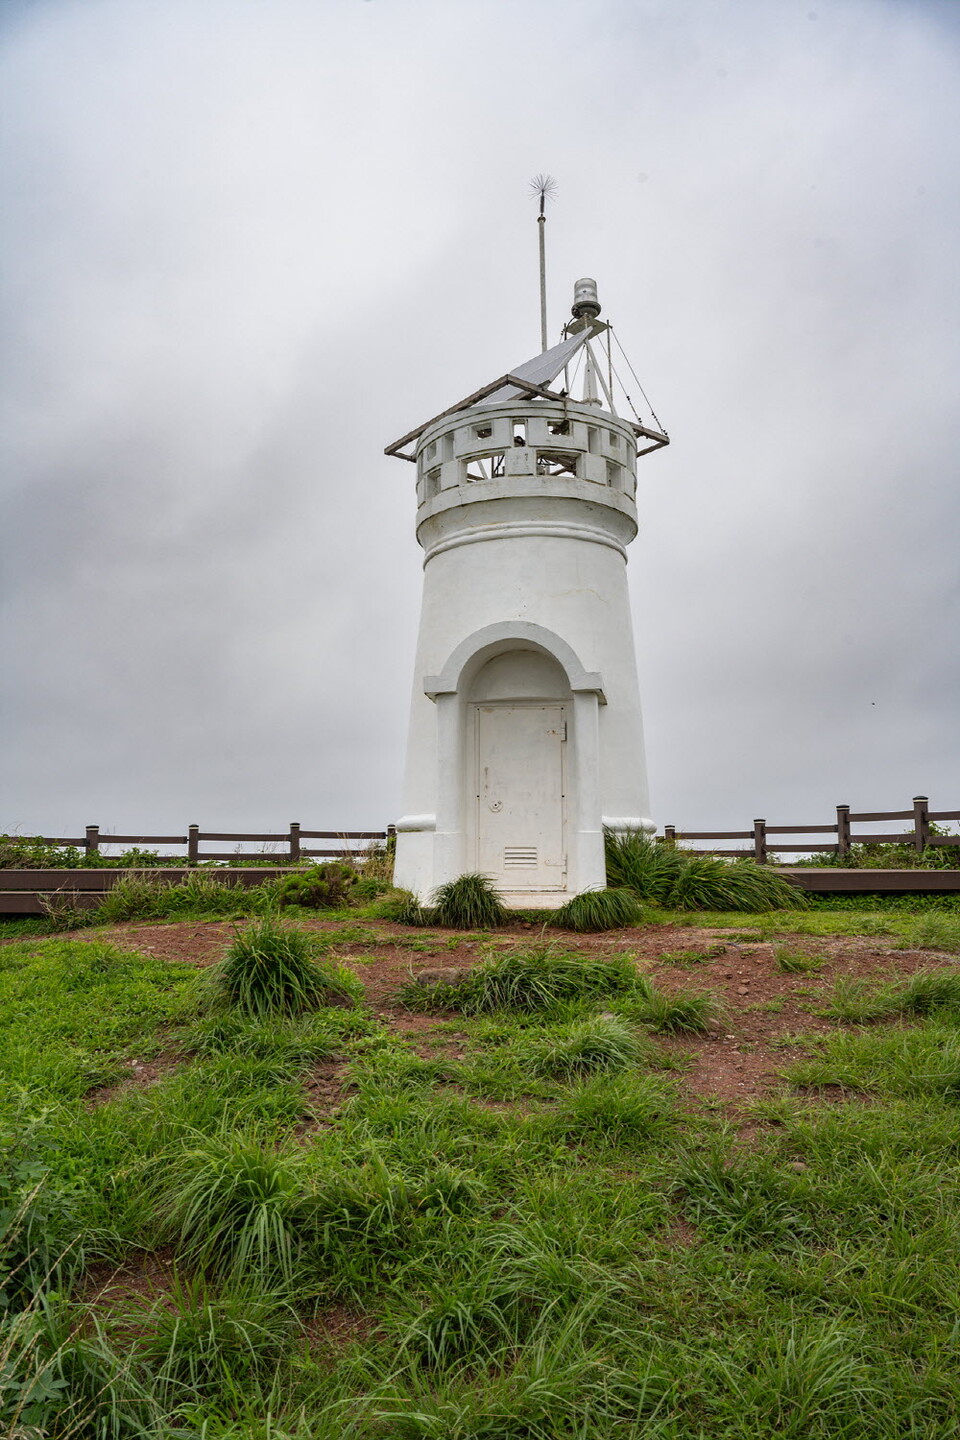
[[504, 847, 537, 868]]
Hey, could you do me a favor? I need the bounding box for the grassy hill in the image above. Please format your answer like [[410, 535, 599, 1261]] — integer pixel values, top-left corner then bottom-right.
[[2, 901, 960, 1437]]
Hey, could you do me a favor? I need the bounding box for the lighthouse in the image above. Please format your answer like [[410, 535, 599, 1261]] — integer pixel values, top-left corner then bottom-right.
[[387, 275, 668, 905]]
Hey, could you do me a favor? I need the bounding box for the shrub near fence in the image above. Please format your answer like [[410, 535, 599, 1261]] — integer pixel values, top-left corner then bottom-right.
[[663, 796, 959, 868]]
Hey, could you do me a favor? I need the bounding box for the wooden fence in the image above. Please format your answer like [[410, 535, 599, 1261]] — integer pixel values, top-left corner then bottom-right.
[[22, 824, 391, 865], [664, 795, 960, 865]]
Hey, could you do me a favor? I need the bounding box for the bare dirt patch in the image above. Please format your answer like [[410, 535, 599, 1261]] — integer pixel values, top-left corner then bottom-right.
[[302, 1305, 380, 1354], [78, 1248, 179, 1311], [299, 1059, 352, 1133], [85, 1049, 183, 1108]]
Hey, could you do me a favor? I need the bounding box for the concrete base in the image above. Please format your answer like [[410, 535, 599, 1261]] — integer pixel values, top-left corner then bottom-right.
[[499, 891, 571, 910]]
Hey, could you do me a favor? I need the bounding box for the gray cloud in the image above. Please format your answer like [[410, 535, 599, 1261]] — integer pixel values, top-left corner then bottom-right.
[[2, 0, 958, 844]]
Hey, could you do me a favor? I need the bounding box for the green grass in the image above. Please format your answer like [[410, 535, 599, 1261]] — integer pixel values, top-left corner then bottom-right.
[[659, 945, 725, 966], [897, 912, 960, 952], [648, 902, 959, 943], [432, 873, 509, 929], [0, 937, 202, 1098], [8, 913, 960, 1438], [399, 941, 643, 1015], [551, 886, 644, 932], [215, 917, 363, 1016], [774, 945, 824, 974], [520, 1014, 651, 1078], [814, 966, 960, 1026], [627, 974, 723, 1034], [605, 829, 805, 911]]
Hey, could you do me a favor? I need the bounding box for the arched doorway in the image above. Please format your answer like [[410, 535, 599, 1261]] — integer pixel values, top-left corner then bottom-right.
[[467, 650, 571, 891]]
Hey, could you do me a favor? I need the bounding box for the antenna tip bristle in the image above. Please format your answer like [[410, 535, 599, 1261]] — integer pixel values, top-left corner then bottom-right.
[[529, 173, 558, 200]]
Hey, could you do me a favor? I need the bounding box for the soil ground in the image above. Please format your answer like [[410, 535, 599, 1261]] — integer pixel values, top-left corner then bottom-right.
[[59, 915, 952, 1120]]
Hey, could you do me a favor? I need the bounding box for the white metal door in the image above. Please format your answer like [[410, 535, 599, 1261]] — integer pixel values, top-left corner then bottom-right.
[[475, 704, 566, 890]]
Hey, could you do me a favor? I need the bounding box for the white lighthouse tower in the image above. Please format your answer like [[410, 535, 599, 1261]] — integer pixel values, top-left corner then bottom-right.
[[388, 274, 668, 905]]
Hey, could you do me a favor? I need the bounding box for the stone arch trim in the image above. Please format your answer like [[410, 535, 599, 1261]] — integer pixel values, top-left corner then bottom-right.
[[423, 622, 606, 704]]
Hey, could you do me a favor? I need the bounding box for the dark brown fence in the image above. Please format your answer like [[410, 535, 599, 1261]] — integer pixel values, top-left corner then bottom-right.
[[22, 824, 391, 865], [663, 795, 959, 865]]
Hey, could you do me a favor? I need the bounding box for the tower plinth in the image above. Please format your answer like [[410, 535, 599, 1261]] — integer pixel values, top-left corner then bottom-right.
[[386, 281, 668, 903]]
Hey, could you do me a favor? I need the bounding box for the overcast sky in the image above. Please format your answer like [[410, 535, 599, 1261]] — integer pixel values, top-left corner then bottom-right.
[[2, 0, 958, 850]]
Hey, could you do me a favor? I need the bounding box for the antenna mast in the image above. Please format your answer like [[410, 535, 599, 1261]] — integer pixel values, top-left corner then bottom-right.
[[530, 174, 556, 353]]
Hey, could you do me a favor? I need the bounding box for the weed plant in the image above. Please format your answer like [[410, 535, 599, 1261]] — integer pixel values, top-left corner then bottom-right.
[[805, 892, 960, 915], [370, 888, 429, 925], [277, 862, 357, 910], [551, 886, 643, 932], [93, 869, 279, 923], [215, 918, 362, 1017], [37, 890, 93, 931], [5, 1296, 160, 1438], [799, 822, 960, 870]]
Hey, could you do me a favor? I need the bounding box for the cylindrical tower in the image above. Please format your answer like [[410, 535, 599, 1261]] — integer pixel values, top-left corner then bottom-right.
[[387, 280, 668, 904]]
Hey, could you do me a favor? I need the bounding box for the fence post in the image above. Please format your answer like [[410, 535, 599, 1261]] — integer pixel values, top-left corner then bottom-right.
[[289, 822, 301, 862], [836, 805, 850, 860], [664, 825, 676, 847], [187, 825, 199, 866], [753, 819, 767, 865], [913, 795, 930, 854], [85, 825, 100, 857]]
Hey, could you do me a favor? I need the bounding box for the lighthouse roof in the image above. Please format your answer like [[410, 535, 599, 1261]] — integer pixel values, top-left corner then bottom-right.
[[476, 327, 595, 407], [384, 322, 604, 461]]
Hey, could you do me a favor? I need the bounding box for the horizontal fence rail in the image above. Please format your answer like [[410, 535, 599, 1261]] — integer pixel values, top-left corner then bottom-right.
[[10, 824, 392, 865], [663, 796, 960, 864]]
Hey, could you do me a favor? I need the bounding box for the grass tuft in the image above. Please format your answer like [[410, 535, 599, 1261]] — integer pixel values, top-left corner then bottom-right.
[[215, 917, 362, 1017], [432, 873, 508, 930], [896, 966, 960, 1016], [135, 1274, 294, 1399], [605, 829, 805, 911], [630, 975, 723, 1034], [545, 1072, 677, 1146], [551, 887, 643, 932], [774, 945, 824, 974], [159, 1132, 308, 1282], [525, 1014, 649, 1077], [404, 943, 643, 1015], [898, 913, 960, 953]]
